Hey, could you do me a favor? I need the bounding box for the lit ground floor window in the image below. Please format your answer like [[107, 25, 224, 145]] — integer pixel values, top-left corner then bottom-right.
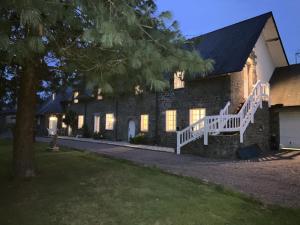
[[140, 114, 149, 132], [105, 113, 114, 130], [166, 110, 176, 132]]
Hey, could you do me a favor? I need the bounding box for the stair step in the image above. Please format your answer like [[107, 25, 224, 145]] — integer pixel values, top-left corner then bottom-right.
[[235, 101, 245, 113]]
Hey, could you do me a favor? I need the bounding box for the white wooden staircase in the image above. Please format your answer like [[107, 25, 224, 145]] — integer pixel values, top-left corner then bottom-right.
[[176, 80, 270, 155]]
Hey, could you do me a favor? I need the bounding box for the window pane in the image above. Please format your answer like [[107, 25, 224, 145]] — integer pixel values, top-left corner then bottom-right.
[[174, 71, 185, 89], [141, 114, 149, 132], [105, 114, 114, 130], [189, 108, 206, 130], [74, 92, 79, 103], [62, 115, 67, 128], [49, 116, 58, 130], [78, 115, 84, 129], [166, 110, 176, 132]]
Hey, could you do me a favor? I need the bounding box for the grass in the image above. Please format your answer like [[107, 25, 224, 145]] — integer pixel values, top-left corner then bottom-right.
[[0, 140, 299, 225]]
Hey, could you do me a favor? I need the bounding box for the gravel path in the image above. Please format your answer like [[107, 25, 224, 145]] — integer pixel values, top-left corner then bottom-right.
[[38, 137, 300, 208]]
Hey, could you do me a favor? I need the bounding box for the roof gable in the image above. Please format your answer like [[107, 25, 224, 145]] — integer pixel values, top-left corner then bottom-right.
[[270, 64, 300, 107], [185, 12, 283, 77], [37, 88, 73, 115]]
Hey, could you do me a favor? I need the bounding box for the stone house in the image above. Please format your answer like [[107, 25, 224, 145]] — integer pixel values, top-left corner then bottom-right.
[[66, 12, 289, 157], [1, 12, 299, 158]]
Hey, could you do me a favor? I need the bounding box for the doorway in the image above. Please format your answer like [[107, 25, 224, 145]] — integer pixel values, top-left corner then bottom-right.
[[128, 120, 136, 141]]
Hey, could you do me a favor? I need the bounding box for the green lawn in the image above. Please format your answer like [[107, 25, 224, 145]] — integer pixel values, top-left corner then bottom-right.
[[0, 140, 299, 225]]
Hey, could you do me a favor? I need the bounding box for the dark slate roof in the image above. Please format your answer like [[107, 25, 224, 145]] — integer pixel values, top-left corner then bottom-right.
[[37, 88, 73, 115], [185, 12, 273, 77], [270, 64, 300, 107]]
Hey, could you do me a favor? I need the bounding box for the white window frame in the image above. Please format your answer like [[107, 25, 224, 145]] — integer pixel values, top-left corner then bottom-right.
[[94, 114, 100, 133], [140, 114, 149, 132], [166, 110, 177, 132], [105, 113, 114, 130], [189, 108, 206, 130], [78, 115, 84, 129], [174, 71, 185, 89]]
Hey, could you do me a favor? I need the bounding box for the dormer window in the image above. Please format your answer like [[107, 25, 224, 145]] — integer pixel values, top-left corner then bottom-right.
[[174, 71, 184, 89], [135, 85, 143, 95], [73, 91, 79, 103], [97, 88, 103, 100]]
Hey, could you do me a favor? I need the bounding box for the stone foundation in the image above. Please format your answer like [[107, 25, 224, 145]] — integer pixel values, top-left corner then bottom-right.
[[182, 102, 270, 159]]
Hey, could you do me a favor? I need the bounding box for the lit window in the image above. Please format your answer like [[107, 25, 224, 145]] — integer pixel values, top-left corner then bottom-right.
[[49, 116, 58, 130], [189, 108, 206, 130], [62, 115, 67, 128], [140, 114, 149, 132], [97, 89, 103, 100], [105, 113, 114, 130], [135, 85, 143, 95], [78, 115, 84, 129], [94, 114, 100, 132], [74, 91, 79, 103], [174, 71, 184, 89], [166, 110, 176, 132]]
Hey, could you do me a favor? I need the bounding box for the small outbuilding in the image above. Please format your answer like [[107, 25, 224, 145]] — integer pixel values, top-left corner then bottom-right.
[[270, 64, 300, 149]]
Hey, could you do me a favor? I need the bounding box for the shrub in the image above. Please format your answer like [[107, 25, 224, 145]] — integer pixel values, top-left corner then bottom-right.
[[93, 132, 104, 140], [129, 133, 149, 145], [82, 124, 91, 138]]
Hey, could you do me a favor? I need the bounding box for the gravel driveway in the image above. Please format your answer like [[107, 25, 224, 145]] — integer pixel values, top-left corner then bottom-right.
[[38, 137, 300, 208]]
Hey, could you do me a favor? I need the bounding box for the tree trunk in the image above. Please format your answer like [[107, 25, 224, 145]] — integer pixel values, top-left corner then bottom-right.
[[13, 65, 38, 179]]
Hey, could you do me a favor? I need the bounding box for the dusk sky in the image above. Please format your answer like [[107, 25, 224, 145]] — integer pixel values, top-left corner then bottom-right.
[[156, 0, 300, 65]]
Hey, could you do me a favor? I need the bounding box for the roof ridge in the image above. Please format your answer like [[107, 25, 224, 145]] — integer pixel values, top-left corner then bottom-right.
[[187, 12, 273, 41]]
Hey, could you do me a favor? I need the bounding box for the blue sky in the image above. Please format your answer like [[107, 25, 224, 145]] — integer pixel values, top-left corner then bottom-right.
[[156, 0, 300, 64]]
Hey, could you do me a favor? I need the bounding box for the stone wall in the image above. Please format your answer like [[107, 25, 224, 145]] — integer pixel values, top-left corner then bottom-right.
[[157, 75, 232, 148], [242, 101, 270, 152], [116, 94, 157, 141], [229, 71, 245, 112], [69, 75, 235, 148]]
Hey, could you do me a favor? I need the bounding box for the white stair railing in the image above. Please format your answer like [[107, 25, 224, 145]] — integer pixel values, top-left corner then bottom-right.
[[237, 81, 270, 142], [176, 102, 230, 155], [176, 117, 205, 155], [176, 80, 270, 155]]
